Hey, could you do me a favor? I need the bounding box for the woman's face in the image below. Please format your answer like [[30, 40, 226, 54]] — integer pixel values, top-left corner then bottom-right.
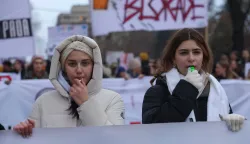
[[33, 58, 44, 72], [230, 61, 237, 70], [242, 50, 249, 59], [64, 50, 93, 85], [14, 61, 22, 71], [215, 63, 226, 76], [230, 52, 237, 61], [220, 55, 229, 63], [174, 40, 203, 75]]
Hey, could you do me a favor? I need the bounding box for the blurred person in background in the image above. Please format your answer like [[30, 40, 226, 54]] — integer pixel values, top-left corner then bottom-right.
[[212, 53, 229, 75], [246, 69, 250, 80], [230, 51, 239, 62], [13, 59, 26, 79], [103, 61, 112, 78], [114, 59, 129, 80], [127, 58, 144, 79], [148, 59, 161, 76], [228, 60, 244, 79], [24, 56, 48, 79], [240, 49, 250, 73], [110, 62, 118, 77], [148, 59, 157, 76], [219, 53, 230, 64], [2, 60, 13, 73], [14, 35, 124, 137], [0, 60, 14, 85], [241, 49, 250, 63], [140, 52, 150, 75], [214, 61, 230, 81]]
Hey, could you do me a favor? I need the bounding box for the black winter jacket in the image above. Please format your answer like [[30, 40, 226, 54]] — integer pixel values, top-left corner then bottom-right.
[[142, 76, 232, 124]]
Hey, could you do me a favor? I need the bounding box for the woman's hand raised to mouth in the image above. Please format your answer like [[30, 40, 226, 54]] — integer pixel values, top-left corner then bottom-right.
[[69, 78, 89, 105]]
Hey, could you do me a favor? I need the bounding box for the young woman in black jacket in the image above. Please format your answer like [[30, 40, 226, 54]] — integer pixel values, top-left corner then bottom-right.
[[142, 28, 245, 132]]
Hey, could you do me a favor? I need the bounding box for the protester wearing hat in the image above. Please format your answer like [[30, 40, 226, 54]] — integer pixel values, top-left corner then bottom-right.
[[127, 58, 144, 79], [13, 59, 26, 79], [13, 35, 125, 137], [140, 52, 150, 75], [2, 60, 13, 72], [24, 56, 48, 79]]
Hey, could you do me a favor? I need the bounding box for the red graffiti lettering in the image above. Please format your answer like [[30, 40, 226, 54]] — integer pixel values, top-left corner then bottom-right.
[[123, 0, 204, 24], [0, 76, 12, 81], [130, 121, 141, 124]]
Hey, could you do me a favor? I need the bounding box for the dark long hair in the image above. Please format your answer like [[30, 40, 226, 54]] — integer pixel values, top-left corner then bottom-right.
[[13, 59, 26, 79], [161, 28, 213, 73], [62, 71, 79, 119], [150, 28, 213, 85], [68, 100, 79, 119]]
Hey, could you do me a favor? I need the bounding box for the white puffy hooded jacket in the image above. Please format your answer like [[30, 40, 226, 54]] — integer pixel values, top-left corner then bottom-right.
[[29, 35, 125, 128]]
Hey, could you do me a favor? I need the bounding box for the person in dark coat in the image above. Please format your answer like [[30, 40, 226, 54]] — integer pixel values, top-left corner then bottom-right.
[[0, 123, 5, 130], [214, 61, 229, 81], [142, 28, 245, 132], [2, 60, 13, 72], [13, 59, 26, 79]]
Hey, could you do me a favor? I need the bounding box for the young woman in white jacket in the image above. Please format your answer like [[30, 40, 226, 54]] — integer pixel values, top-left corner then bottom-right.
[[142, 28, 245, 132], [14, 35, 125, 137]]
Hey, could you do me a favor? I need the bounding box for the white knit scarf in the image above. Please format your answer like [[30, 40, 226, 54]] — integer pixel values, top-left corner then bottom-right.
[[164, 68, 229, 122]]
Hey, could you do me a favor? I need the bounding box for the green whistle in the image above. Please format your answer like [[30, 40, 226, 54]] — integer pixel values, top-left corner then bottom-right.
[[189, 66, 195, 72]]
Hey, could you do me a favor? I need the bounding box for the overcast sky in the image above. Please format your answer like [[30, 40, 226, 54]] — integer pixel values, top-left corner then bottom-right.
[[29, 0, 89, 55]]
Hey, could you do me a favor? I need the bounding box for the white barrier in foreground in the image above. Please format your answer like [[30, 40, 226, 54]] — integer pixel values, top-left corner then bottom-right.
[[0, 77, 152, 128], [0, 77, 250, 129], [0, 121, 249, 144]]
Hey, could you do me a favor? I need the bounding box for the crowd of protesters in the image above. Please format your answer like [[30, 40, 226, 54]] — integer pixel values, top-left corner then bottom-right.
[[0, 49, 250, 81]]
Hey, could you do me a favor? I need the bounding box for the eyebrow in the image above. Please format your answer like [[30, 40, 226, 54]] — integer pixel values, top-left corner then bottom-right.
[[67, 59, 91, 62], [178, 48, 201, 51]]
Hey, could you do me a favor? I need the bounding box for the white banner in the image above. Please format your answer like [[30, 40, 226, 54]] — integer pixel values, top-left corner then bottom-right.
[[105, 51, 123, 65], [0, 78, 152, 128], [90, 0, 208, 36], [245, 62, 250, 78], [1, 121, 250, 144], [46, 24, 88, 56], [0, 78, 250, 129], [220, 80, 250, 118], [0, 0, 35, 58], [0, 73, 20, 81]]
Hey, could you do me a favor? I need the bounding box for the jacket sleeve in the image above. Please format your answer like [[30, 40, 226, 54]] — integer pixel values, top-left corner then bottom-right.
[[142, 80, 198, 124], [77, 94, 125, 126], [28, 97, 42, 128]]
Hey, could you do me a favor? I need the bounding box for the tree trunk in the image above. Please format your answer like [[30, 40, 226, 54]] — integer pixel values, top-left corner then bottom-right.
[[152, 30, 172, 59], [228, 0, 250, 52]]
